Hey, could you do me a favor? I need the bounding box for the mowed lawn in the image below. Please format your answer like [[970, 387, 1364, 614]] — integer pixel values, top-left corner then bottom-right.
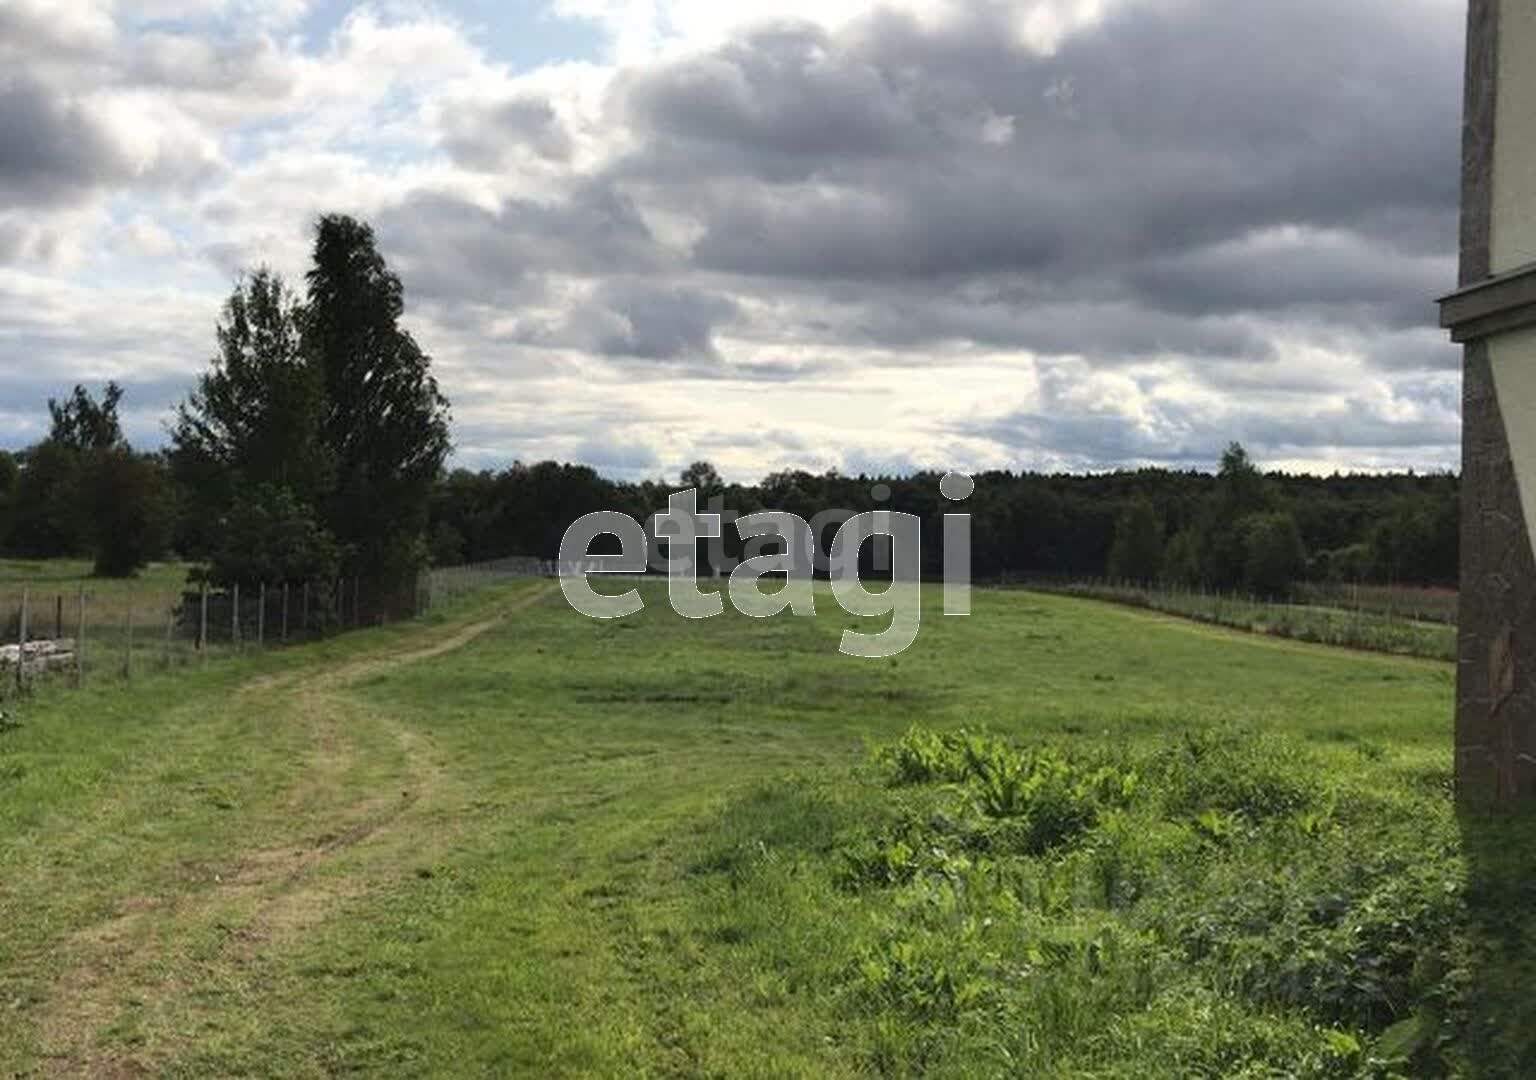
[[0, 578, 1490, 1076]]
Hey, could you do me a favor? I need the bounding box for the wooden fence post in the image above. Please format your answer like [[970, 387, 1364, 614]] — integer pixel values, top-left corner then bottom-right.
[[15, 588, 27, 695], [123, 589, 134, 679], [164, 591, 175, 669], [199, 581, 208, 657], [232, 583, 240, 651], [258, 583, 266, 648], [302, 582, 310, 640], [281, 582, 289, 643], [55, 594, 63, 640], [75, 586, 86, 687]]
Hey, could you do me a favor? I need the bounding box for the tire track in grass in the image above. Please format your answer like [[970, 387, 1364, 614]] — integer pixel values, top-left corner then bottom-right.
[[31, 583, 556, 1076]]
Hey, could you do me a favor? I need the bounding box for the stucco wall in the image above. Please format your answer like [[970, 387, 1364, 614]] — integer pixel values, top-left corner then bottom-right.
[[1490, 326, 1536, 551], [1493, 3, 1536, 272]]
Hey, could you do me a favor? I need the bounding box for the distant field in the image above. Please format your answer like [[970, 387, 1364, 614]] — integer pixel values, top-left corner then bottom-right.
[[1031, 579, 1457, 661], [0, 558, 195, 593], [0, 579, 1526, 1075], [0, 560, 216, 691]]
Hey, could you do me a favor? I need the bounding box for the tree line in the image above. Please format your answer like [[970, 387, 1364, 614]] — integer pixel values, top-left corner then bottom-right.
[[426, 449, 1457, 595], [0, 214, 450, 592], [0, 216, 1456, 597]]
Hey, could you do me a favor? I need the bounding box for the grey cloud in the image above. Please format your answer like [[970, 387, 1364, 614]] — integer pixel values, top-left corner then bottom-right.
[[1126, 235, 1455, 327], [474, 279, 737, 365], [616, 21, 961, 175], [361, 0, 1462, 418], [1361, 328, 1460, 374], [967, 368, 1460, 471], [441, 96, 573, 169], [0, 76, 126, 207], [799, 288, 1272, 361], [588, 281, 738, 361], [0, 0, 1470, 473], [376, 183, 665, 306], [594, 0, 1461, 371]]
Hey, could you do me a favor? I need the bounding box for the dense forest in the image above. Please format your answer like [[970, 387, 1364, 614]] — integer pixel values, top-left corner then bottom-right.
[[424, 451, 1458, 593], [0, 218, 1457, 596], [1, 429, 1457, 594], [0, 414, 1459, 596]]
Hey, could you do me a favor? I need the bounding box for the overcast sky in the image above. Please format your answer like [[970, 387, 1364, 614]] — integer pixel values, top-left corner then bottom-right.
[[0, 0, 1466, 481]]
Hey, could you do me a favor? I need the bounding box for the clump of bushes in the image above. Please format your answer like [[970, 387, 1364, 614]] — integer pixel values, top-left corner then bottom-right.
[[690, 723, 1491, 1076], [866, 727, 1141, 862]]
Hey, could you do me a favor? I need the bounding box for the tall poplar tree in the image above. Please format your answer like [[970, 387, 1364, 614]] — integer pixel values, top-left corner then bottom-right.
[[304, 214, 451, 586]]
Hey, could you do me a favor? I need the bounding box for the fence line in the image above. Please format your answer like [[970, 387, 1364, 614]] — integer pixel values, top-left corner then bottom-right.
[[0, 556, 543, 704], [1006, 573, 1456, 661], [425, 555, 548, 607]]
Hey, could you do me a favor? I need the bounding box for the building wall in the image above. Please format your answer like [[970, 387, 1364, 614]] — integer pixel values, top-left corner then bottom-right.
[[1493, 2, 1536, 273], [1489, 2, 1536, 574], [1489, 326, 1536, 551], [1448, 0, 1536, 805]]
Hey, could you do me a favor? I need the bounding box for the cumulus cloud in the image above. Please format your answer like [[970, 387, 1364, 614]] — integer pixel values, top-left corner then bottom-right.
[[0, 0, 1466, 479], [0, 76, 127, 207]]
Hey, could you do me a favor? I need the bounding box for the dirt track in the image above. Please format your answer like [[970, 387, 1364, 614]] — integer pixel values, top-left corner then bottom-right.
[[35, 583, 556, 1076]]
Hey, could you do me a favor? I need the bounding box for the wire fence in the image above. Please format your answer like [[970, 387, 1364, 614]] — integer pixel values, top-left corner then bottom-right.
[[424, 555, 547, 606], [0, 555, 546, 703], [1005, 573, 1457, 661]]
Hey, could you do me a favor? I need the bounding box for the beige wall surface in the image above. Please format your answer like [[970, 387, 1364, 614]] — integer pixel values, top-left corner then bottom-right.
[[1494, 3, 1536, 272], [1490, 326, 1536, 547]]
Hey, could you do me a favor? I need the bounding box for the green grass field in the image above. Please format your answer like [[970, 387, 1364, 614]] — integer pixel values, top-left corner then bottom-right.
[[0, 560, 361, 698], [0, 578, 1528, 1076], [0, 557, 195, 592]]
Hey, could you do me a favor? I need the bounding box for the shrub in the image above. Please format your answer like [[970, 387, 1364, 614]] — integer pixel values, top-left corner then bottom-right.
[[1154, 728, 1326, 822]]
